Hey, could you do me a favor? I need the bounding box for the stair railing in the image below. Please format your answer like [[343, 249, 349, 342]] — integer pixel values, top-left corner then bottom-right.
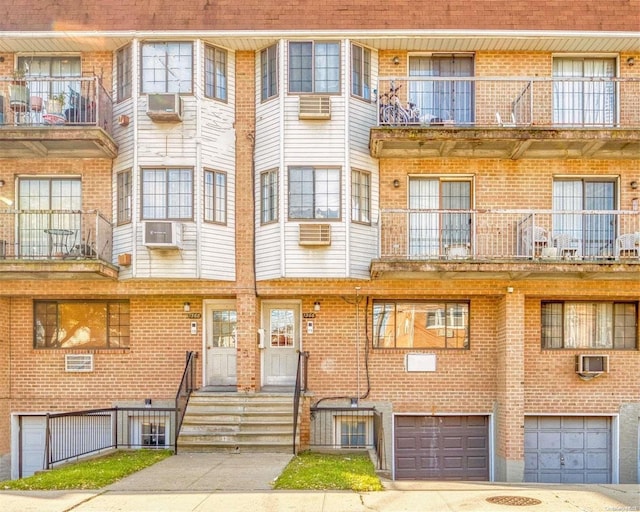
[[292, 350, 309, 454], [174, 350, 196, 454]]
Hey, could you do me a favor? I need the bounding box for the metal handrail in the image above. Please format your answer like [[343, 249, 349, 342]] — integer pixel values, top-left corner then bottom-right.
[[174, 350, 196, 454], [292, 350, 309, 454]]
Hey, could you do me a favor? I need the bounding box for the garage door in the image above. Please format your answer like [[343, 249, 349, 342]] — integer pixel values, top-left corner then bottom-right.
[[524, 416, 611, 483], [394, 415, 490, 480]]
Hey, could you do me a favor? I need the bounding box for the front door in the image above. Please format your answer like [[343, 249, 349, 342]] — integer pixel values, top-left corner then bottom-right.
[[204, 302, 237, 387], [262, 302, 300, 386]]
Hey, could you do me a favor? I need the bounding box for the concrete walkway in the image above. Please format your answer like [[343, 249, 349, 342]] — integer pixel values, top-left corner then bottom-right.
[[1, 452, 639, 511]]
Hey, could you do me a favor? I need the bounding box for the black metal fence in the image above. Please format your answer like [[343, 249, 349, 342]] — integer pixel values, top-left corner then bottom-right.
[[309, 406, 385, 469]]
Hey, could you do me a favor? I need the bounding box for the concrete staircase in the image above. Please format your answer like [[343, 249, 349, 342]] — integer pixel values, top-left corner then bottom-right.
[[177, 391, 298, 453]]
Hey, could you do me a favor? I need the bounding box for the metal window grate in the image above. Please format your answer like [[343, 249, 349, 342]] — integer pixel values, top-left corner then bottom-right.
[[65, 354, 94, 372]]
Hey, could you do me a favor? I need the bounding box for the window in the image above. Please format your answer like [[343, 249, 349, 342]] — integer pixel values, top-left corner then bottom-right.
[[542, 301, 637, 349], [141, 42, 193, 93], [204, 169, 226, 224], [117, 170, 132, 225], [373, 300, 469, 349], [409, 178, 472, 257], [141, 168, 193, 220], [351, 44, 371, 100], [261, 44, 278, 101], [204, 45, 227, 101], [288, 167, 340, 219], [129, 415, 171, 448], [351, 169, 370, 223], [34, 300, 130, 349], [288, 41, 340, 93], [553, 57, 615, 126], [261, 169, 278, 224], [336, 415, 373, 449], [116, 45, 132, 101], [270, 309, 295, 348], [211, 309, 237, 348], [17, 56, 81, 107]]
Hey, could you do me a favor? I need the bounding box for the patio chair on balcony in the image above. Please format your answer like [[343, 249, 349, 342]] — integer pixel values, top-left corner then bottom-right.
[[522, 226, 549, 258], [615, 233, 640, 259], [553, 233, 580, 260]]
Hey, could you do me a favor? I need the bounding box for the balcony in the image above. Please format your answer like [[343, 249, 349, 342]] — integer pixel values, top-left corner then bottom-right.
[[371, 77, 640, 160], [0, 77, 117, 158], [371, 209, 640, 280], [0, 210, 117, 279]]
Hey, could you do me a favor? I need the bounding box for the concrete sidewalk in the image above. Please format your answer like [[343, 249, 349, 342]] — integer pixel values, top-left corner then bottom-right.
[[1, 453, 639, 511]]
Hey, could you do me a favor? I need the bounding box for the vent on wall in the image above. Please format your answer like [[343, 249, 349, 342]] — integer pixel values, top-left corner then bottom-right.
[[65, 354, 94, 372], [575, 354, 609, 376], [147, 93, 183, 122], [143, 221, 183, 249], [298, 96, 331, 120], [299, 223, 331, 246]]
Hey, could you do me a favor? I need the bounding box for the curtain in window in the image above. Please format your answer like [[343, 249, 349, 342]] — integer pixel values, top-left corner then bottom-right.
[[564, 303, 613, 348], [553, 58, 615, 126], [409, 179, 439, 257]]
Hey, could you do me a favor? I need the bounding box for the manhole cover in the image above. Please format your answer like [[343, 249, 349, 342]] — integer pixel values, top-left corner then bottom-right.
[[486, 496, 542, 506]]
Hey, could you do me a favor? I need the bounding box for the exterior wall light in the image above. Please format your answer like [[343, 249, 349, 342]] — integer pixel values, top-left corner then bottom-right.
[[183, 302, 191, 312], [392, 56, 400, 65], [627, 57, 635, 66], [393, 179, 400, 188], [314, 301, 321, 311]]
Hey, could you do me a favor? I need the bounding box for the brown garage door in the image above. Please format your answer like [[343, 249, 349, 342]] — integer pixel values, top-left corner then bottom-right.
[[394, 415, 489, 480]]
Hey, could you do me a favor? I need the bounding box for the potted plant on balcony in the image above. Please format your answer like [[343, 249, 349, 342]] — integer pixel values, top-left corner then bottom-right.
[[43, 92, 67, 125], [9, 69, 29, 112]]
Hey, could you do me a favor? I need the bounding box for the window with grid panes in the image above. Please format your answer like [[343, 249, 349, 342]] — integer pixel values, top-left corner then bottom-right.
[[204, 170, 226, 224]]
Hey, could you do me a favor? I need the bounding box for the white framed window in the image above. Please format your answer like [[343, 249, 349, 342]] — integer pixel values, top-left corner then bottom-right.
[[335, 414, 373, 449], [288, 41, 340, 94], [351, 44, 371, 100], [141, 42, 193, 94], [373, 300, 470, 349], [204, 45, 227, 101], [116, 44, 132, 102], [269, 308, 295, 348], [129, 415, 171, 448], [141, 168, 193, 220], [117, 170, 132, 225], [261, 169, 278, 224], [351, 169, 370, 224], [204, 169, 227, 224], [288, 167, 340, 220], [261, 44, 278, 101], [542, 301, 637, 349]]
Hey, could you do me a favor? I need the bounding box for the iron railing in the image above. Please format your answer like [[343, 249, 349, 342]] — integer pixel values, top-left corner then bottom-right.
[[0, 76, 113, 132], [379, 209, 640, 262], [174, 351, 196, 453], [0, 209, 112, 263], [292, 350, 309, 454], [309, 406, 383, 467], [43, 407, 176, 469], [376, 77, 640, 128]]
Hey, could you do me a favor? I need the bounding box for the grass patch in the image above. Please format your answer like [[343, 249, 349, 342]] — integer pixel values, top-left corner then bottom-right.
[[0, 449, 173, 490], [273, 451, 383, 492]]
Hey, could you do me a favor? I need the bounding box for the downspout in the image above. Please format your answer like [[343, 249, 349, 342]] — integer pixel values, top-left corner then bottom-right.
[[278, 39, 286, 278], [131, 38, 139, 278]]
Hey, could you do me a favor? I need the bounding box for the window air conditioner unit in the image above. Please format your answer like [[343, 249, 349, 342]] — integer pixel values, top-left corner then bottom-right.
[[143, 221, 183, 249], [147, 93, 183, 122], [65, 354, 94, 372], [299, 223, 331, 246], [298, 95, 331, 120], [575, 354, 609, 375]]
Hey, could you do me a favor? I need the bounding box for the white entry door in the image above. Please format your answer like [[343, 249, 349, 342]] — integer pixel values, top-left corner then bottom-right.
[[262, 302, 300, 386], [204, 302, 237, 387]]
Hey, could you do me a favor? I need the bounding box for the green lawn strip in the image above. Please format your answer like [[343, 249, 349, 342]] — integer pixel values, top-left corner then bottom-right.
[[0, 449, 173, 490], [273, 451, 383, 491]]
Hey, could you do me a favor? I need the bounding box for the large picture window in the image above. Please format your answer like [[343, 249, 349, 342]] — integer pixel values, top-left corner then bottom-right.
[[542, 301, 637, 349], [141, 42, 193, 94], [288, 167, 340, 220], [288, 41, 340, 93], [34, 300, 130, 349], [204, 45, 227, 101], [141, 168, 193, 220], [373, 301, 469, 349]]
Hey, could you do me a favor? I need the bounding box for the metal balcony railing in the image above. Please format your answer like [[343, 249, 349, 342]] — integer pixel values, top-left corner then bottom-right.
[[376, 77, 640, 128], [0, 209, 112, 263], [379, 209, 640, 262], [0, 76, 113, 132]]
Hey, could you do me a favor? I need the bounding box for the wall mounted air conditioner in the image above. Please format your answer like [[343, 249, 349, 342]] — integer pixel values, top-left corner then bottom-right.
[[147, 93, 183, 122], [143, 221, 183, 249], [65, 354, 94, 372], [298, 96, 331, 120], [299, 223, 331, 246], [575, 354, 609, 375]]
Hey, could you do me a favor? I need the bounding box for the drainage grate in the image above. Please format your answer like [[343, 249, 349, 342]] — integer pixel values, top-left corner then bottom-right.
[[486, 496, 542, 506]]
